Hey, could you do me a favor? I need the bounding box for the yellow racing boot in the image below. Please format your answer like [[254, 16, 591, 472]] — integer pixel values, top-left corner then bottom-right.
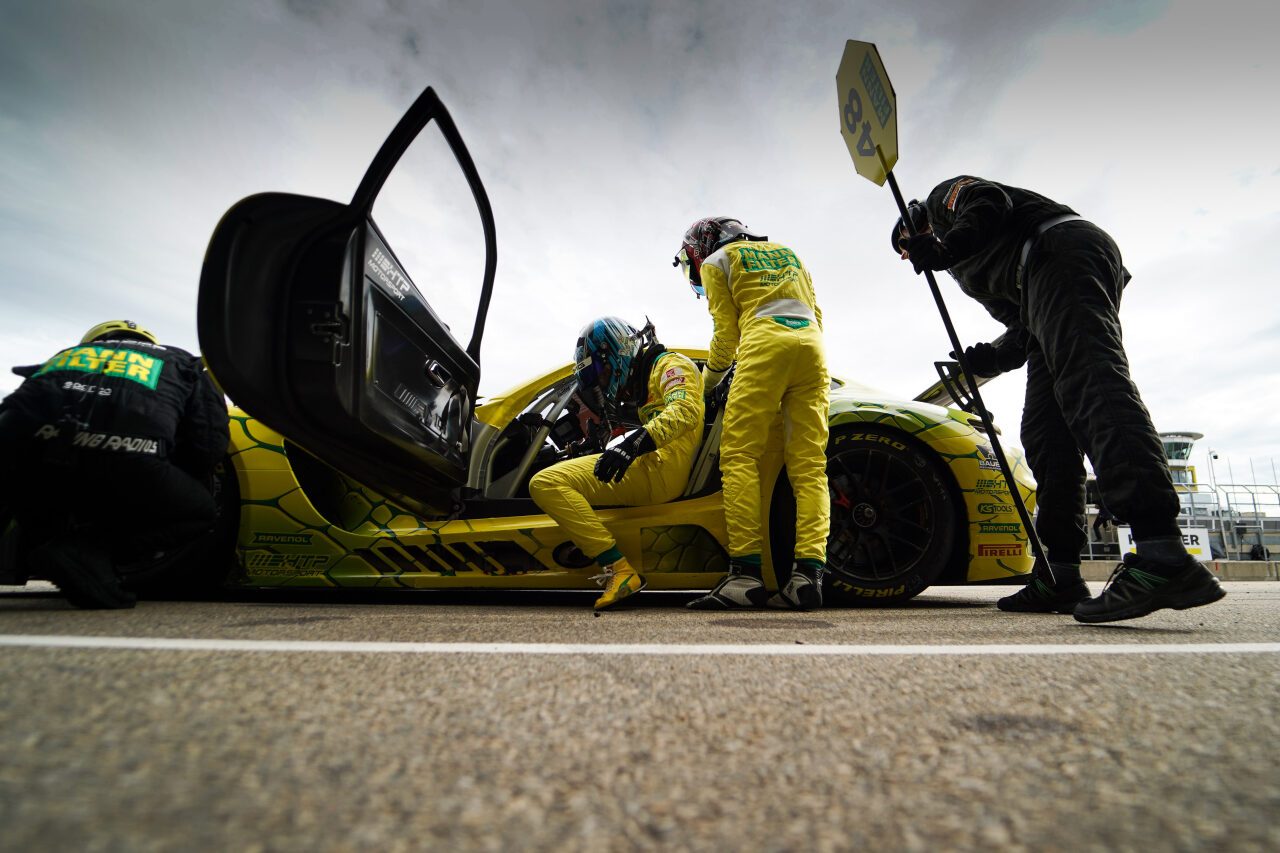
[[591, 557, 647, 612]]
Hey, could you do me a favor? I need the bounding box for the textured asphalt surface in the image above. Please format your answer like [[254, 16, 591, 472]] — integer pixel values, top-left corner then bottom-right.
[[1, 581, 1278, 852]]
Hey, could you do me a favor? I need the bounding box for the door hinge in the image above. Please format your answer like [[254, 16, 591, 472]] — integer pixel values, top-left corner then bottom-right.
[[302, 302, 350, 366]]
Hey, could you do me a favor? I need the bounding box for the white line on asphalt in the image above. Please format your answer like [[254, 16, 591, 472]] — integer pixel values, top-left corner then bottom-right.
[[2, 635, 1279, 656]]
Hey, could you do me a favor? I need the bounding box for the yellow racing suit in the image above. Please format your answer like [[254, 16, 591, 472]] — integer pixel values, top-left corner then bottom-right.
[[529, 351, 704, 562], [701, 240, 830, 562]]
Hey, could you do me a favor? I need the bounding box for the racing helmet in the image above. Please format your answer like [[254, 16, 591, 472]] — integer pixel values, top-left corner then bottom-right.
[[673, 217, 767, 297], [573, 316, 641, 415], [80, 320, 158, 345]]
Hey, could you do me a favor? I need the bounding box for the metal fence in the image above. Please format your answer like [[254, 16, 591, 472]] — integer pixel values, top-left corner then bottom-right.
[[1082, 483, 1280, 561]]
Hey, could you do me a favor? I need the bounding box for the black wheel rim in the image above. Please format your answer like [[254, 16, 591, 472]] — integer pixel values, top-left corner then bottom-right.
[[827, 445, 936, 582]]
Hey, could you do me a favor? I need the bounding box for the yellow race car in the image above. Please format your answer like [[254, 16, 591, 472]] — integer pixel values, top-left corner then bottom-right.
[[190, 86, 1035, 605]]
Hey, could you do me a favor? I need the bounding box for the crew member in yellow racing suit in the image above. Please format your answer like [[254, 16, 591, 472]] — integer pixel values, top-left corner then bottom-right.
[[530, 317, 704, 612], [675, 218, 830, 610]]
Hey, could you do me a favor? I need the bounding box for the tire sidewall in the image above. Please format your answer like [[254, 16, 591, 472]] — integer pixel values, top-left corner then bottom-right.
[[824, 424, 956, 605]]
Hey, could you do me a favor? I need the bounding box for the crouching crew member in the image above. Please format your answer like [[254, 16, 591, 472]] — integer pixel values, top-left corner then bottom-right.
[[0, 321, 230, 608], [530, 317, 704, 612]]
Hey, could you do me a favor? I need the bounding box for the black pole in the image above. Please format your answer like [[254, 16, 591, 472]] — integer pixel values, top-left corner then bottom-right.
[[885, 170, 1052, 581]]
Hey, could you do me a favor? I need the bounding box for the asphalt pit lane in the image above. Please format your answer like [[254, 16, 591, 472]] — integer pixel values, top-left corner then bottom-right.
[[707, 618, 835, 630]]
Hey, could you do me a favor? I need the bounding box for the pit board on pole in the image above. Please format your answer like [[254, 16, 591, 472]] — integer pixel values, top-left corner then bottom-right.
[[836, 40, 898, 186]]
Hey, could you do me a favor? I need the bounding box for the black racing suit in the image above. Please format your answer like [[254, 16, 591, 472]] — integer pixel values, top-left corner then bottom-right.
[[920, 175, 1180, 563], [0, 339, 230, 577]]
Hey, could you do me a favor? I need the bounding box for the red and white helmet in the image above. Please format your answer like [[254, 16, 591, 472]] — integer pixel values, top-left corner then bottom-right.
[[673, 217, 767, 297]]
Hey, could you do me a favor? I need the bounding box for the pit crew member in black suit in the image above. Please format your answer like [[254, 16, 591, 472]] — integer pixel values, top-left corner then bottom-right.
[[0, 320, 230, 608], [893, 177, 1223, 623]]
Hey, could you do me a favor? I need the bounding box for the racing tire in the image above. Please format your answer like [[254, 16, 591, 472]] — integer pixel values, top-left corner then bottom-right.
[[775, 424, 958, 606]]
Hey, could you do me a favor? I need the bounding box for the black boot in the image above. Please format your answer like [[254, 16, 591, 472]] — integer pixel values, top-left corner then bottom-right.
[[1073, 553, 1224, 623], [997, 560, 1089, 614], [687, 559, 769, 610], [767, 561, 824, 610], [29, 538, 136, 610]]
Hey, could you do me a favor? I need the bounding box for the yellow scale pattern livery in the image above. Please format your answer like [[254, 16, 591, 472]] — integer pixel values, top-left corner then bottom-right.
[[227, 412, 731, 590], [231, 413, 556, 588], [224, 362, 1034, 591]]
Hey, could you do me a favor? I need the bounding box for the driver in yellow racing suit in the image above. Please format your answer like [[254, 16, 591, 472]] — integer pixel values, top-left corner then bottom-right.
[[675, 218, 830, 610], [530, 317, 704, 612]]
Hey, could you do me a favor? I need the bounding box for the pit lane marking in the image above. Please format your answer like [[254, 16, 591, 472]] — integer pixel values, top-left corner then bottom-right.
[[2, 635, 1278, 656]]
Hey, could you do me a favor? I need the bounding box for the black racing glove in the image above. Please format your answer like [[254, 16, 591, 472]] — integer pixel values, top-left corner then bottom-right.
[[902, 233, 954, 273], [593, 428, 657, 483], [953, 342, 1002, 378], [951, 339, 1027, 378], [706, 363, 736, 411]]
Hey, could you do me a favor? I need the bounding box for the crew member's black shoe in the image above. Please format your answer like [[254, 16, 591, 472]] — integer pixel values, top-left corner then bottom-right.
[[997, 570, 1090, 614], [767, 562, 825, 610], [1073, 553, 1224, 624], [688, 562, 769, 610], [30, 540, 136, 610]]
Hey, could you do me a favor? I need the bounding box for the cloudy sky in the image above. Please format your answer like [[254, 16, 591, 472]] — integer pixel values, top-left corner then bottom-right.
[[2, 0, 1278, 487]]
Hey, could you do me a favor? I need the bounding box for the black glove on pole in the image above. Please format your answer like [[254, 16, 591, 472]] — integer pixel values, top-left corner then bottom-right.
[[885, 171, 1051, 581], [901, 232, 954, 273], [594, 428, 656, 484], [951, 343, 1001, 378]]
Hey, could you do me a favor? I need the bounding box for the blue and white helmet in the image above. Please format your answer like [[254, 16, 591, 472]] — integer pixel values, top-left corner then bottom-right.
[[574, 316, 641, 414]]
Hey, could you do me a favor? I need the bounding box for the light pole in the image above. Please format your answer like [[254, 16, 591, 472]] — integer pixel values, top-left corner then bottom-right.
[[1206, 449, 1221, 537]]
